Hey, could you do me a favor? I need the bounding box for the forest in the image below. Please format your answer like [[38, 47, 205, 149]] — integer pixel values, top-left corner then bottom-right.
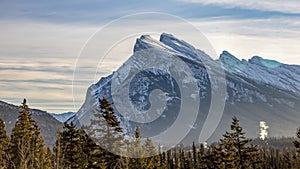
[[0, 98, 299, 169]]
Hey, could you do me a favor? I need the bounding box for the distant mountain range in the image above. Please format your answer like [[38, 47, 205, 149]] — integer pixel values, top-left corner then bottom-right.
[[69, 33, 300, 144], [0, 100, 63, 146], [50, 112, 75, 123]]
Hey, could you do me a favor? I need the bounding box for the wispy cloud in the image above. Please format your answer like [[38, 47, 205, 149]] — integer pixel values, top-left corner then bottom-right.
[[179, 0, 300, 14], [192, 17, 300, 63], [0, 20, 99, 113]]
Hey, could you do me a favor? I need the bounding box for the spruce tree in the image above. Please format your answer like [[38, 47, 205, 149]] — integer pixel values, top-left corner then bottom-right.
[[218, 116, 260, 169], [53, 130, 63, 169], [198, 143, 207, 169], [293, 127, 300, 167], [54, 122, 88, 169], [192, 142, 198, 168], [84, 98, 124, 168], [129, 127, 143, 168], [43, 148, 53, 169], [0, 117, 10, 169], [83, 133, 108, 169], [205, 143, 225, 169], [120, 126, 159, 169], [143, 137, 160, 168], [10, 99, 49, 169], [294, 127, 300, 153]]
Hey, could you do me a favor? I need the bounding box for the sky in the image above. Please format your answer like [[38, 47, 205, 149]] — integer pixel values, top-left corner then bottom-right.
[[0, 0, 300, 113]]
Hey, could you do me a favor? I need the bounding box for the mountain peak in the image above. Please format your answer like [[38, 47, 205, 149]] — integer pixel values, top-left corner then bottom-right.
[[160, 32, 196, 52], [249, 56, 263, 64], [133, 33, 212, 62], [133, 34, 167, 53], [249, 56, 282, 68], [221, 50, 233, 56], [133, 35, 153, 53], [140, 34, 151, 39], [219, 50, 241, 65]]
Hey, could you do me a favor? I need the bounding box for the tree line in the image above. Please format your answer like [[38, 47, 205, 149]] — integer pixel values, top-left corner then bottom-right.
[[0, 98, 299, 169]]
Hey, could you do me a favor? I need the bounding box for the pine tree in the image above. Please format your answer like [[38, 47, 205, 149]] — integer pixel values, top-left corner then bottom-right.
[[294, 127, 300, 153], [198, 143, 207, 169], [81, 114, 108, 169], [99, 98, 123, 156], [0, 117, 10, 169], [143, 138, 160, 168], [283, 152, 292, 169], [84, 98, 124, 168], [83, 133, 108, 169], [293, 127, 300, 167], [205, 143, 226, 169], [53, 130, 63, 169], [129, 127, 143, 168], [43, 148, 53, 169], [53, 122, 88, 169], [218, 116, 260, 169], [30, 121, 51, 169], [192, 142, 198, 168], [10, 99, 49, 169]]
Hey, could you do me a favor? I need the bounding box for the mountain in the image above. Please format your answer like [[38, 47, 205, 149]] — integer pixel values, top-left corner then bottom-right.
[[69, 33, 300, 144], [0, 100, 63, 146], [50, 112, 75, 123]]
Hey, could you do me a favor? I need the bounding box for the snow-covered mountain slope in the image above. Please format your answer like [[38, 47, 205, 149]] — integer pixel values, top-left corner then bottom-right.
[[50, 112, 75, 123], [70, 33, 300, 143], [220, 51, 300, 95]]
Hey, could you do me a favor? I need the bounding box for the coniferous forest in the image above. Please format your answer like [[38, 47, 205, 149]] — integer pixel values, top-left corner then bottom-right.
[[0, 99, 300, 169]]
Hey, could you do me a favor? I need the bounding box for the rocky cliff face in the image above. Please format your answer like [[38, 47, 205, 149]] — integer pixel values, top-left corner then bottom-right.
[[70, 33, 300, 144]]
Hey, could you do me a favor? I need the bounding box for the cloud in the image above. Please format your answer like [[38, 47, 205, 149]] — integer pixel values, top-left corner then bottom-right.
[[0, 20, 99, 113], [191, 17, 300, 64], [179, 0, 300, 14]]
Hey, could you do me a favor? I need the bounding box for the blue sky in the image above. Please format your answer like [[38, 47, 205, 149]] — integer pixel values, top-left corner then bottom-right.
[[1, 0, 300, 113]]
